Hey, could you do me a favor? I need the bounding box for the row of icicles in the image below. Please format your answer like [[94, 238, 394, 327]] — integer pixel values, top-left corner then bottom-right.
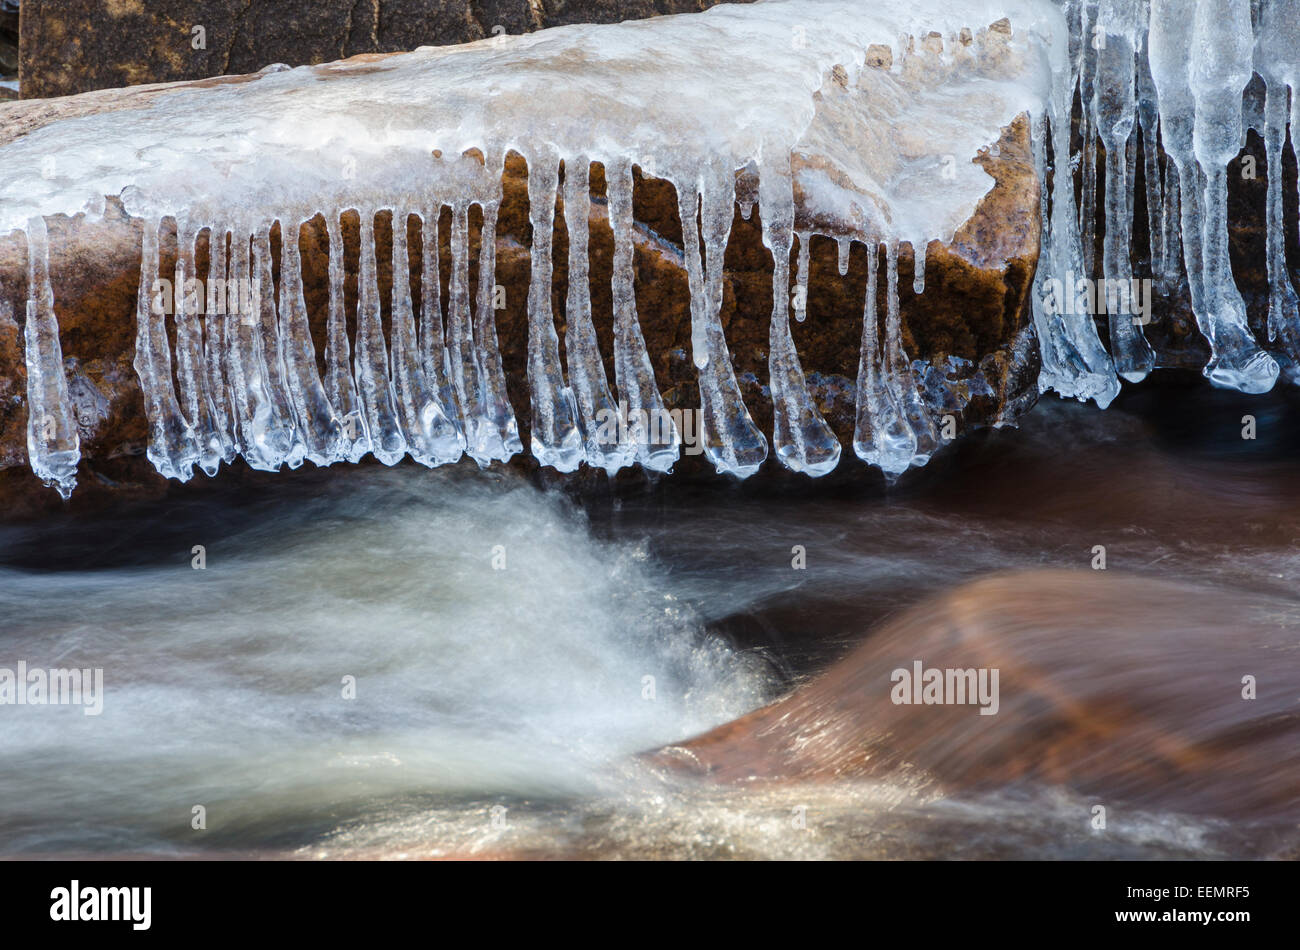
[[1032, 0, 1300, 405], [21, 159, 945, 498]]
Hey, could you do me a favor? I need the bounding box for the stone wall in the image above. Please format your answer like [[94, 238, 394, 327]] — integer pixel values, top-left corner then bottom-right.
[[18, 0, 738, 99]]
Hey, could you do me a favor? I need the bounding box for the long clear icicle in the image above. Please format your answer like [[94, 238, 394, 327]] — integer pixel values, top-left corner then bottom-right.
[[883, 242, 941, 466], [419, 206, 463, 446], [354, 211, 407, 465], [563, 158, 627, 473], [222, 228, 282, 470], [760, 161, 840, 476], [608, 156, 679, 472], [1031, 20, 1121, 408], [678, 163, 768, 478], [445, 203, 485, 461], [324, 212, 370, 461], [1079, 0, 1100, 278], [173, 220, 226, 476], [1095, 9, 1155, 382], [524, 151, 583, 472], [134, 219, 198, 481], [853, 243, 916, 475], [1189, 0, 1277, 391], [388, 210, 463, 466], [1257, 0, 1300, 376], [22, 217, 80, 498], [200, 226, 237, 467], [1262, 79, 1300, 374], [1135, 37, 1168, 291], [252, 223, 306, 467], [1150, 0, 1278, 392], [471, 152, 523, 465], [277, 218, 348, 465]]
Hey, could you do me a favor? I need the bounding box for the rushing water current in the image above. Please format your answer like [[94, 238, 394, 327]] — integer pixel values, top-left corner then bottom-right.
[[2, 375, 1299, 859]]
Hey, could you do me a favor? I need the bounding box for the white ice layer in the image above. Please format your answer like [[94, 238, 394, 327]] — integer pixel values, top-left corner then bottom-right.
[[5, 0, 1297, 495]]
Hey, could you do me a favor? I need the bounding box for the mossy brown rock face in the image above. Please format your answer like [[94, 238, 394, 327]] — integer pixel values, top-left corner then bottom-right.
[[18, 0, 743, 100], [0, 59, 1040, 516]]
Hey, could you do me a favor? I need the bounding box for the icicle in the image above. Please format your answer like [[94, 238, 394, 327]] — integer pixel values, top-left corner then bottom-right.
[[418, 207, 464, 447], [471, 153, 523, 464], [1095, 16, 1155, 382], [1079, 0, 1100, 278], [523, 152, 583, 472], [1256, 0, 1300, 346], [793, 233, 810, 323], [172, 219, 225, 477], [1260, 78, 1300, 371], [1030, 101, 1120, 408], [444, 202, 486, 460], [853, 242, 916, 476], [22, 217, 80, 498], [276, 218, 349, 465], [883, 242, 940, 466], [251, 225, 306, 467], [388, 210, 463, 466], [221, 228, 282, 470], [353, 211, 407, 464], [913, 241, 926, 295], [1194, 0, 1277, 391], [1028, 2, 1121, 408], [1150, 0, 1278, 392], [837, 237, 851, 277], [1294, 92, 1300, 255], [444, 195, 520, 467], [324, 212, 369, 461], [1124, 100, 1139, 230], [1136, 37, 1167, 289], [1160, 150, 1183, 288], [200, 226, 236, 465], [133, 219, 199, 481], [607, 156, 680, 472], [562, 157, 627, 473], [759, 159, 840, 476], [678, 162, 768, 477]]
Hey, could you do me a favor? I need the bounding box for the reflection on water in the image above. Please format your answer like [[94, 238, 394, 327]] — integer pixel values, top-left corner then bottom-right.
[[1, 373, 1299, 858]]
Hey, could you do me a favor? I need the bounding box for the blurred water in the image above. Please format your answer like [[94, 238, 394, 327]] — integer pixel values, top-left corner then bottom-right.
[[2, 374, 1299, 858]]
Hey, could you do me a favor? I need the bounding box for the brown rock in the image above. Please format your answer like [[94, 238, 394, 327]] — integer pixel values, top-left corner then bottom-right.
[[18, 0, 740, 100], [651, 569, 1300, 822]]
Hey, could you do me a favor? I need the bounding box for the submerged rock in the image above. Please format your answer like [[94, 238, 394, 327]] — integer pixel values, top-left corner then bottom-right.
[[652, 569, 1300, 824]]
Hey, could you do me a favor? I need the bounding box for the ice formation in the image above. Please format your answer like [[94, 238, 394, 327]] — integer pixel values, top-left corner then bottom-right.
[[1035, 0, 1300, 404], [1, 0, 1298, 496]]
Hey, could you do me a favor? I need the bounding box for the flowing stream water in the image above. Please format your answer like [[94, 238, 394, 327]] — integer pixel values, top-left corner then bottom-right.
[[2, 374, 1299, 859]]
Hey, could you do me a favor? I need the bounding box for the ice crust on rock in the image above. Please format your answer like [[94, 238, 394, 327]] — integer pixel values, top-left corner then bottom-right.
[[3, 0, 1298, 494]]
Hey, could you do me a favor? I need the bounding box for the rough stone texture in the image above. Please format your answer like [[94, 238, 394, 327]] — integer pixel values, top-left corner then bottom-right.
[[18, 0, 735, 99], [0, 2, 17, 99]]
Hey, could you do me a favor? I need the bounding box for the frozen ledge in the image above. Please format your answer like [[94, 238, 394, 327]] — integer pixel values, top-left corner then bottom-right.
[[0, 0, 1062, 499]]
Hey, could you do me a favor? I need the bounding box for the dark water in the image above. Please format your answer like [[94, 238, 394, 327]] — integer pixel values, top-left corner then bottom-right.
[[2, 373, 1299, 859]]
